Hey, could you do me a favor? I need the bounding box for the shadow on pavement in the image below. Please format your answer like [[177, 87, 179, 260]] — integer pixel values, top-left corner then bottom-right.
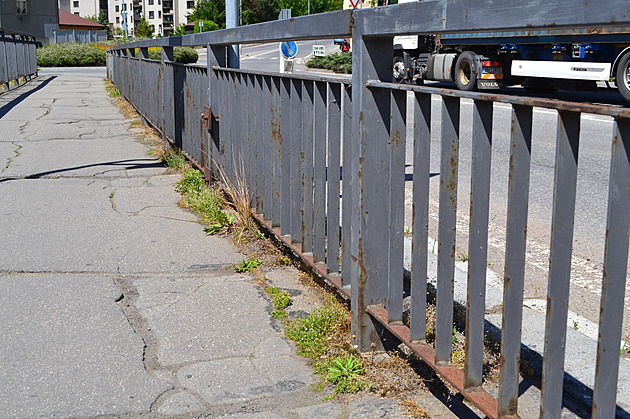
[[0, 158, 164, 183], [0, 76, 57, 119]]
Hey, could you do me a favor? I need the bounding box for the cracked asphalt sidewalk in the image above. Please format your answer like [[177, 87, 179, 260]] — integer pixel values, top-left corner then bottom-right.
[[0, 68, 418, 418]]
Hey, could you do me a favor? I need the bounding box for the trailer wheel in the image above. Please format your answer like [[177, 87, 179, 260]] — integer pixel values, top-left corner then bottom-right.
[[616, 53, 630, 103], [393, 55, 405, 84], [454, 51, 478, 91]]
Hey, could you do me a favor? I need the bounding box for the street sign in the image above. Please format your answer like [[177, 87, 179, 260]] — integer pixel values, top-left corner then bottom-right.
[[312, 45, 325, 57], [280, 41, 298, 59], [349, 0, 361, 8]]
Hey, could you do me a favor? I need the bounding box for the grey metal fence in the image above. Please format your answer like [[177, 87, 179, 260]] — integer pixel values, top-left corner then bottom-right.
[[53, 29, 107, 44], [0, 31, 38, 91], [108, 1, 630, 417]]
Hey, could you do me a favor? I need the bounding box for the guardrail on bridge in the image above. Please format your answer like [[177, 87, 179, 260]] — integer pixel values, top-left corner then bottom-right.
[[0, 31, 38, 92], [108, 1, 630, 417]]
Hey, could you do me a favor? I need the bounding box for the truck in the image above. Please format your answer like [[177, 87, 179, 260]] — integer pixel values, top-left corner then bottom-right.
[[392, 0, 630, 103]]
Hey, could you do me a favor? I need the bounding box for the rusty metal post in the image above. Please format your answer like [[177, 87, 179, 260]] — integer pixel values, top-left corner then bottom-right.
[[351, 25, 393, 351]]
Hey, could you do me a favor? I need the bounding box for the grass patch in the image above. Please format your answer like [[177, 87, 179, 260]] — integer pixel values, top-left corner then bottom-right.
[[285, 303, 348, 360], [306, 52, 352, 74], [176, 167, 237, 235], [161, 150, 186, 169]]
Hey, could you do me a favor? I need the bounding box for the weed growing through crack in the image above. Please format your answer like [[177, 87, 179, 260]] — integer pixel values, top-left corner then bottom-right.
[[176, 168, 235, 235], [104, 81, 121, 97], [265, 286, 291, 310], [319, 355, 367, 394], [161, 150, 186, 169], [285, 303, 347, 360], [234, 257, 262, 273]]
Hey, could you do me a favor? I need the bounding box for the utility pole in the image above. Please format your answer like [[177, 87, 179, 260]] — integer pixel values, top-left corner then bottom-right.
[[225, 0, 239, 68]]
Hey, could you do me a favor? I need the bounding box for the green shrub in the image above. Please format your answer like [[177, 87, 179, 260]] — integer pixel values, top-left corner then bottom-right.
[[306, 52, 352, 74], [37, 43, 106, 67], [147, 47, 198, 63]]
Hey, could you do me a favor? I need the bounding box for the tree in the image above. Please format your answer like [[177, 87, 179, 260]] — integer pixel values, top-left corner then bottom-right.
[[242, 0, 280, 25], [87, 10, 112, 37], [278, 0, 342, 17], [135, 18, 154, 38], [173, 24, 187, 36], [193, 19, 220, 33], [187, 0, 225, 29]]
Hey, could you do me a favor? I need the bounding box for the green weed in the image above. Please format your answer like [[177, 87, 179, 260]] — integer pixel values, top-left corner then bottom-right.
[[573, 321, 579, 330], [285, 305, 347, 360], [458, 252, 469, 262], [319, 355, 366, 394], [234, 258, 262, 273], [265, 286, 291, 310], [161, 150, 186, 169]]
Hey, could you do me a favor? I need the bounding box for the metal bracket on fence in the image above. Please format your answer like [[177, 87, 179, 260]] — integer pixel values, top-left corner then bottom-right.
[[201, 105, 218, 130]]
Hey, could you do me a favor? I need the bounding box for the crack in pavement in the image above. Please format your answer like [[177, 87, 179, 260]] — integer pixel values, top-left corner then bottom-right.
[[2, 142, 22, 172]]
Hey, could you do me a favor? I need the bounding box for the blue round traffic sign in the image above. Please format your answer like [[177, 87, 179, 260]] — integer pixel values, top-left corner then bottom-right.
[[280, 41, 298, 59]]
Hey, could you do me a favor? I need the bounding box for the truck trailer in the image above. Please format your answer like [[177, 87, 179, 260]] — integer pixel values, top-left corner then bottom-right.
[[392, 0, 630, 103]]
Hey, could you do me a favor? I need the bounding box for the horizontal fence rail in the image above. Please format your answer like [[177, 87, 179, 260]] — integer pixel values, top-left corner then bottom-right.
[[0, 32, 38, 91], [108, 1, 630, 417]]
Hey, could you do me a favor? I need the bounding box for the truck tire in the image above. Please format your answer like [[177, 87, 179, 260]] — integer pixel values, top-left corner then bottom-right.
[[616, 53, 630, 103], [454, 51, 478, 91], [393, 55, 405, 84]]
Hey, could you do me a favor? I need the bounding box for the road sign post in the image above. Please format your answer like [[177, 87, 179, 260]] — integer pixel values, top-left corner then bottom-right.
[[279, 41, 298, 73]]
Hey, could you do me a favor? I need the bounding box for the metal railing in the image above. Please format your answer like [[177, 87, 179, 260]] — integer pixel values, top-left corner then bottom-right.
[[0, 31, 38, 91], [53, 29, 107, 44], [108, 1, 630, 417]]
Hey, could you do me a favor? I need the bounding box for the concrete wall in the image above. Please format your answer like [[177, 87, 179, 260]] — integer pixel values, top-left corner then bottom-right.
[[0, 1, 60, 44]]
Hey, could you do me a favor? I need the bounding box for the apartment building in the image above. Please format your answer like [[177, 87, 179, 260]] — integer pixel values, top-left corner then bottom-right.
[[0, 0, 60, 44], [59, 0, 100, 18], [107, 0, 194, 37]]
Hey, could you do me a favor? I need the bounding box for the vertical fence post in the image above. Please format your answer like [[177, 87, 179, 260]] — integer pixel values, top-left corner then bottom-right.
[[351, 26, 393, 351], [592, 117, 630, 418], [464, 100, 493, 387], [540, 110, 580, 417], [207, 44, 226, 180], [139, 47, 149, 123], [340, 83, 354, 288], [161, 46, 174, 144], [498, 105, 533, 417], [435, 96, 460, 364], [410, 92, 431, 342]]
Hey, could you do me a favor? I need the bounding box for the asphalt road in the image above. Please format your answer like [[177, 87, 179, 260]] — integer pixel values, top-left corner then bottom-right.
[[197, 39, 340, 74]]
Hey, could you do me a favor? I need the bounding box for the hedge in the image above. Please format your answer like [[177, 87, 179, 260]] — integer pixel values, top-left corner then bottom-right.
[[37, 43, 106, 67], [147, 47, 198, 64]]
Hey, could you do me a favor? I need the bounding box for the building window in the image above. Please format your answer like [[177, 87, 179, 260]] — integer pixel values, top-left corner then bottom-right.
[[149, 10, 154, 18], [74, 12, 80, 15], [115, 5, 119, 11], [158, 0, 161, 4], [186, 1, 194, 8], [148, 0, 153, 4], [16, 0, 27, 14], [116, 16, 120, 23], [150, 25, 155, 32], [73, 1, 79, 7], [158, 10, 161, 18]]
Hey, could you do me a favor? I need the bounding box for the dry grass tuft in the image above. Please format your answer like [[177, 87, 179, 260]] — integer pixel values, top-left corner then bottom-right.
[[398, 398, 433, 418]]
